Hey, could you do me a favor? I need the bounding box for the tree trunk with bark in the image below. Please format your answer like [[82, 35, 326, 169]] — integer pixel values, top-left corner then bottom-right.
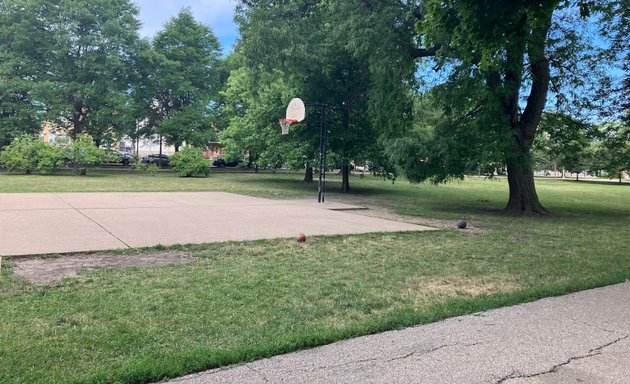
[[501, 11, 553, 214], [505, 158, 547, 213], [71, 112, 82, 139], [304, 165, 313, 183], [341, 162, 350, 192]]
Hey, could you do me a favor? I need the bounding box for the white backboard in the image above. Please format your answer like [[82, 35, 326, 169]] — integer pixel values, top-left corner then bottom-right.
[[286, 98, 305, 122]]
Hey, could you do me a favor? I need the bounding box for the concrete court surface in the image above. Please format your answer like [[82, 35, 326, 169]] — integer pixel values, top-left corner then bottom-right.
[[166, 282, 630, 384], [0, 192, 436, 256]]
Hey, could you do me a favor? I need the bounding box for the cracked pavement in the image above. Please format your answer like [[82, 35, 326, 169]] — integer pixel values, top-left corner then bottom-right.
[[163, 282, 630, 384]]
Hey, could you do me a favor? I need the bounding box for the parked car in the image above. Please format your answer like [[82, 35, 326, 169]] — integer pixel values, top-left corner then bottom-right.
[[353, 163, 370, 172], [212, 158, 239, 167], [103, 150, 134, 166], [141, 154, 170, 166]]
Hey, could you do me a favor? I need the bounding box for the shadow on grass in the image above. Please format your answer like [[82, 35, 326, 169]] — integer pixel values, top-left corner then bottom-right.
[[557, 179, 630, 186]]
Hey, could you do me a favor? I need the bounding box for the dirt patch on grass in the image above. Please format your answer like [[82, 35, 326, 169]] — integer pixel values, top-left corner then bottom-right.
[[406, 275, 522, 299], [330, 196, 487, 234], [12, 251, 192, 285]]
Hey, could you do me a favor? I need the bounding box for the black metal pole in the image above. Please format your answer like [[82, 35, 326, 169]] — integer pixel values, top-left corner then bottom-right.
[[322, 107, 327, 203], [159, 135, 163, 168], [318, 106, 325, 203]]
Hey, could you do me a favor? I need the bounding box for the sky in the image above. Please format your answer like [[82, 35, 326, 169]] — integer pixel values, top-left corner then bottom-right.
[[133, 0, 239, 55]]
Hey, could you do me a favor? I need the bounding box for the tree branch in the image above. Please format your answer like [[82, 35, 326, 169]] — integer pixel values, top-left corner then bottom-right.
[[413, 46, 439, 59], [446, 105, 485, 133], [519, 14, 553, 142]]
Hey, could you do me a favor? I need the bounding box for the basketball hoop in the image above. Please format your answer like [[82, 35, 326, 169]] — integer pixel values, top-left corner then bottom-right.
[[279, 118, 297, 135]]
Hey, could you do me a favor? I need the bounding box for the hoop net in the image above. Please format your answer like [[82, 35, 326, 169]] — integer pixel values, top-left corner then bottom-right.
[[279, 118, 297, 135]]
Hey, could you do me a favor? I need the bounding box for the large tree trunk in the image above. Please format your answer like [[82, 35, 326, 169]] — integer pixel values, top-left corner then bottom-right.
[[71, 112, 82, 139], [505, 159, 547, 214], [341, 162, 350, 192], [247, 151, 254, 170], [502, 11, 552, 214], [304, 165, 313, 183]]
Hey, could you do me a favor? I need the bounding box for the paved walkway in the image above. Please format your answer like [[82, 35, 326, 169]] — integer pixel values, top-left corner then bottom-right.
[[166, 282, 630, 384], [0, 192, 436, 256]]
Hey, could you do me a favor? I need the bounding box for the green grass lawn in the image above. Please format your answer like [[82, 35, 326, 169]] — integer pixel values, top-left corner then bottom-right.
[[1, 170, 629, 383], [0, 168, 317, 197]]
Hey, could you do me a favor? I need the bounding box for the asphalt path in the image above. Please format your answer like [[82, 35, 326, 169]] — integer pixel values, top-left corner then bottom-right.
[[0, 192, 436, 256], [165, 282, 630, 384]]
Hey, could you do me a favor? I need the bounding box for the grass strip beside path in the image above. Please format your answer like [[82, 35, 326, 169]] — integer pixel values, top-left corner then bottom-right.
[[0, 172, 628, 383]]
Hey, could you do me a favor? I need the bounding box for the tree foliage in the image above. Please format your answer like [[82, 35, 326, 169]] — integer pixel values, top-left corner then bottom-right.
[[0, 0, 142, 146], [65, 133, 105, 175], [538, 112, 592, 176], [594, 123, 630, 182], [47, 0, 138, 140], [0, 0, 54, 147], [220, 65, 298, 169], [232, 0, 418, 190]]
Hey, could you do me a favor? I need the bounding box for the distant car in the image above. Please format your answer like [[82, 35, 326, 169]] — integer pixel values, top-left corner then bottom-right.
[[212, 158, 239, 167], [354, 163, 370, 172], [103, 150, 134, 166], [141, 154, 170, 166]]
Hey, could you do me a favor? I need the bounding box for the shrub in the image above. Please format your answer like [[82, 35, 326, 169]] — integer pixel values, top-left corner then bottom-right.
[[35, 144, 66, 174], [65, 133, 105, 175], [0, 135, 48, 174], [133, 162, 159, 175], [170, 147, 210, 177]]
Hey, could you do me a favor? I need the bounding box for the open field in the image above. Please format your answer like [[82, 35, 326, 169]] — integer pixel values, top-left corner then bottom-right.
[[0, 171, 629, 383], [0, 168, 317, 197]]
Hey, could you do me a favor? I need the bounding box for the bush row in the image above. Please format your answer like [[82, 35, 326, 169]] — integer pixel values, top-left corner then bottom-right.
[[0, 135, 211, 177], [0, 134, 105, 175]]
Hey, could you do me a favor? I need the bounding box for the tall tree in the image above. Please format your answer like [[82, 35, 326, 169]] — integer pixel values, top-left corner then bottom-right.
[[538, 112, 592, 179], [41, 0, 141, 143], [0, 0, 57, 146], [234, 0, 417, 191], [416, 1, 557, 212], [137, 9, 222, 152], [594, 123, 630, 182], [1, 0, 142, 146], [390, 0, 623, 213]]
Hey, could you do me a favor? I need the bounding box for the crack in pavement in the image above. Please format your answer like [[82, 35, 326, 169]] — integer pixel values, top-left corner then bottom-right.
[[386, 351, 416, 362], [580, 321, 627, 335], [245, 364, 269, 383], [494, 334, 630, 384], [51, 193, 131, 249], [590, 334, 629, 354], [311, 341, 483, 372]]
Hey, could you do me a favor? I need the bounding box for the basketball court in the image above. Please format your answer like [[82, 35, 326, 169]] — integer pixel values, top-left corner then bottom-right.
[[0, 192, 436, 256]]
